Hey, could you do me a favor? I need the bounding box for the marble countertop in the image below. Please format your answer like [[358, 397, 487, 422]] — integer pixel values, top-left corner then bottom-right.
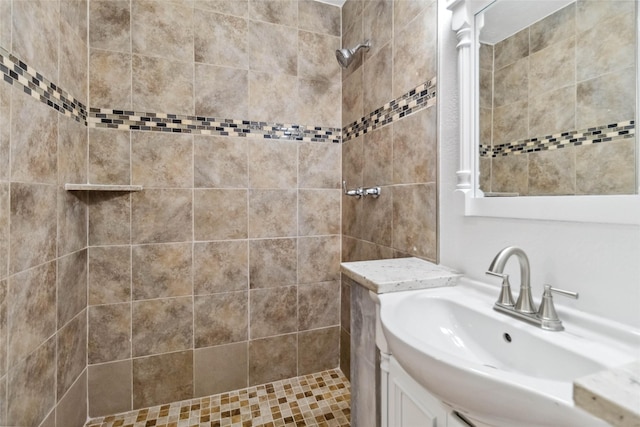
[[574, 360, 640, 427], [340, 257, 462, 294]]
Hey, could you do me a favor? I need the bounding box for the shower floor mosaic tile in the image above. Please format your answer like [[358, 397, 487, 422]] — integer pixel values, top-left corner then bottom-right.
[[85, 369, 350, 427]]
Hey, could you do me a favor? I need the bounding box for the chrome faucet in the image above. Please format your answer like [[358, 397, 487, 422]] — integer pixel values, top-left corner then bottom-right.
[[486, 246, 578, 331]]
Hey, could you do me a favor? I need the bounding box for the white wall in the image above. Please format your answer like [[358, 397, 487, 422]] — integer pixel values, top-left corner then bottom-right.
[[437, 2, 640, 329]]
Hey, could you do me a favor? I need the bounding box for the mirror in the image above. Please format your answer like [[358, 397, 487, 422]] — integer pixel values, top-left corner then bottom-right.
[[477, 0, 637, 197], [446, 0, 640, 224]]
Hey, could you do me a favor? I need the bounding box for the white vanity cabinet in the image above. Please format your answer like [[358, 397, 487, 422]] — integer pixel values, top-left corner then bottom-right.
[[387, 356, 447, 427]]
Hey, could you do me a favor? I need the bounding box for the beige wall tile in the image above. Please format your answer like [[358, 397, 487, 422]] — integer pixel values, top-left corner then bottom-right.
[[58, 117, 87, 186], [56, 369, 87, 427], [60, 0, 88, 45], [298, 326, 339, 375], [7, 261, 56, 369], [194, 189, 248, 240], [89, 128, 131, 185], [194, 11, 248, 68], [132, 0, 194, 62], [576, 66, 636, 129], [132, 54, 194, 115], [299, 189, 341, 236], [248, 333, 297, 386], [576, 138, 636, 195], [493, 57, 529, 109], [529, 3, 575, 54], [299, 0, 340, 36], [57, 188, 88, 257], [195, 65, 249, 119], [131, 132, 193, 188], [194, 342, 248, 397], [529, 37, 575, 97], [131, 189, 193, 244], [57, 249, 88, 327], [194, 241, 248, 295], [249, 286, 297, 339], [249, 21, 297, 76], [88, 192, 131, 246], [494, 28, 528, 71], [342, 136, 364, 188], [363, 0, 392, 60], [249, 140, 297, 189], [298, 78, 341, 128], [528, 148, 576, 196], [340, 277, 351, 333], [88, 360, 133, 417], [89, 246, 132, 305], [392, 2, 437, 98], [194, 292, 248, 347], [492, 100, 528, 145], [88, 303, 131, 364], [59, 20, 88, 104], [342, 0, 363, 35], [479, 156, 491, 192], [342, 67, 363, 126], [341, 14, 364, 81], [10, 88, 58, 185], [6, 337, 55, 427], [133, 350, 193, 409], [393, 107, 437, 184], [89, 0, 131, 52], [391, 184, 436, 261], [360, 193, 392, 246], [90, 49, 132, 109], [132, 297, 193, 357], [0, 280, 5, 378], [194, 0, 248, 17], [394, 0, 430, 34], [0, 0, 11, 49], [340, 328, 350, 381], [491, 155, 529, 195], [299, 31, 341, 82], [194, 136, 248, 188], [479, 69, 493, 110], [0, 82, 10, 182], [12, 0, 59, 82], [299, 142, 341, 189], [249, 238, 297, 290], [298, 281, 340, 331], [298, 236, 340, 284], [132, 243, 192, 300], [248, 189, 297, 238], [248, 71, 299, 123], [56, 310, 87, 400], [249, 0, 297, 26], [529, 85, 576, 138], [363, 42, 392, 115], [0, 185, 6, 280]]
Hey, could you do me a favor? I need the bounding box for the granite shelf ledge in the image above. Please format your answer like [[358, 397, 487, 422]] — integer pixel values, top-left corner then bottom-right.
[[64, 183, 143, 192], [341, 257, 462, 294]]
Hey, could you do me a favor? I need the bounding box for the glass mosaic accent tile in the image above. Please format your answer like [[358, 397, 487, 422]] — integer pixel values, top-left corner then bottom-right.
[[479, 120, 636, 157], [85, 369, 351, 427]]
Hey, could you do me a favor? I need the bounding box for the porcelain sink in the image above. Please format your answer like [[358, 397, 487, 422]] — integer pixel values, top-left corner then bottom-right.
[[379, 278, 640, 427]]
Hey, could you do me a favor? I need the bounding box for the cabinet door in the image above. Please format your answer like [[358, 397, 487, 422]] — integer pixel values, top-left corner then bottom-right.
[[388, 357, 447, 427]]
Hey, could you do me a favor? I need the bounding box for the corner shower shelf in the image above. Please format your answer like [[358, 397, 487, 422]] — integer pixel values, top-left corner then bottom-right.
[[64, 183, 143, 192]]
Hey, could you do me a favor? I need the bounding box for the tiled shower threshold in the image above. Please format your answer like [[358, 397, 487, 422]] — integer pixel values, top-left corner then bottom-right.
[[85, 369, 350, 427]]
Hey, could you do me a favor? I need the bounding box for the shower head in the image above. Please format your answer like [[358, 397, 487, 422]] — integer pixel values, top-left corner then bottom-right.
[[335, 40, 371, 69]]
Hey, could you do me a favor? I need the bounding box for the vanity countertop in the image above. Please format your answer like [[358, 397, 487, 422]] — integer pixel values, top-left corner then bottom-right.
[[340, 257, 461, 294], [573, 360, 640, 427]]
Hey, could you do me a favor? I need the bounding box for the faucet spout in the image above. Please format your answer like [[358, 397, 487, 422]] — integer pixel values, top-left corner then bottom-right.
[[487, 246, 536, 314]]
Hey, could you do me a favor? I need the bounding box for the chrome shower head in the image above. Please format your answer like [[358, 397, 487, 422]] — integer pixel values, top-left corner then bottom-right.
[[335, 40, 371, 69]]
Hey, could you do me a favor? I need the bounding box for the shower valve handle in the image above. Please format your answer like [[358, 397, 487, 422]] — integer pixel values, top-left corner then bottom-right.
[[343, 181, 363, 199]]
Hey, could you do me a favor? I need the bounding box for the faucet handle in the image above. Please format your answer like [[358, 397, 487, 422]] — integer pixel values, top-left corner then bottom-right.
[[486, 271, 515, 307], [538, 285, 579, 331]]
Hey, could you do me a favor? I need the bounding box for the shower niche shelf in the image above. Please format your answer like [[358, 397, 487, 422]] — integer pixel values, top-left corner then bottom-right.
[[64, 183, 143, 192]]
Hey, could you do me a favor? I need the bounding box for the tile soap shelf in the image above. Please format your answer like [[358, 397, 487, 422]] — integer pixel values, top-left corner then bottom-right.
[[64, 183, 143, 192]]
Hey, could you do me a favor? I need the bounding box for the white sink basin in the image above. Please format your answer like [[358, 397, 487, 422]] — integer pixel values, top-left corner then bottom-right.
[[379, 278, 640, 427]]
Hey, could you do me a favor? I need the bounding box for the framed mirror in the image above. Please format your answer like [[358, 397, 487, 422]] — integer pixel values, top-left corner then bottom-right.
[[447, 0, 640, 224]]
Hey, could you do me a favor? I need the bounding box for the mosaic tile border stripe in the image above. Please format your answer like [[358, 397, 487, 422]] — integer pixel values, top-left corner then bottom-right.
[[85, 368, 350, 427], [0, 46, 88, 123], [342, 78, 437, 143], [88, 109, 342, 144], [480, 120, 636, 157]]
